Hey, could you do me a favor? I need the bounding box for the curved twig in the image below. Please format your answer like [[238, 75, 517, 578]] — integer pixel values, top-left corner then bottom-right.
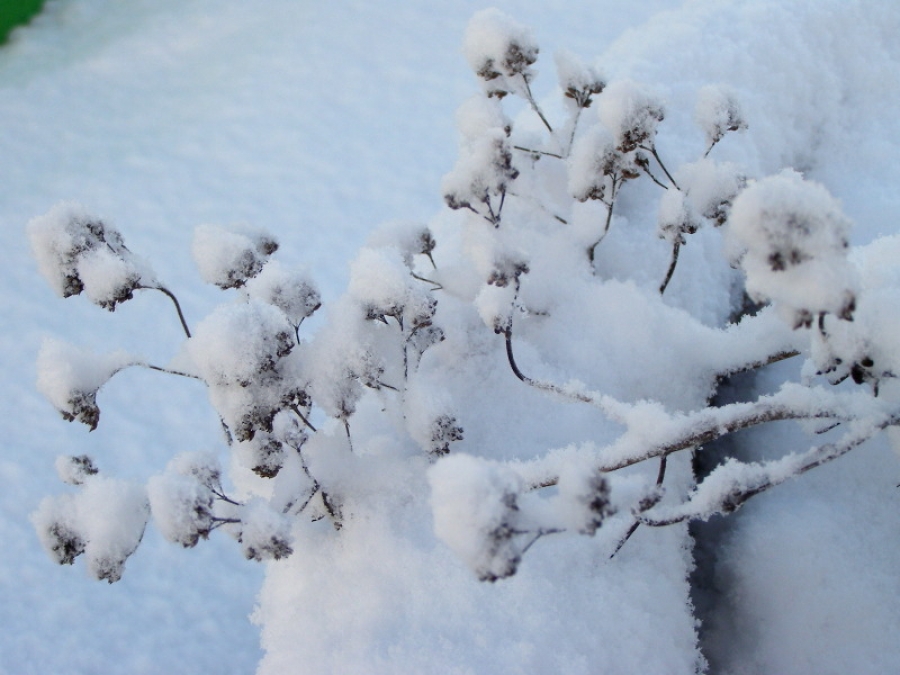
[[150, 285, 192, 338]]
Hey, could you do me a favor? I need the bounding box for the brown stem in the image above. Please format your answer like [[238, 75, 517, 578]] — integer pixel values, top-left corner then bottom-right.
[[290, 404, 318, 433], [659, 239, 681, 295], [588, 181, 617, 264], [513, 145, 563, 160], [151, 285, 192, 338], [641, 144, 679, 190], [522, 77, 554, 134]]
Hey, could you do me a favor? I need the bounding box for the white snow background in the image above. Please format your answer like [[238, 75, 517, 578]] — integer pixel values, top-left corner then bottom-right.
[[2, 0, 900, 673]]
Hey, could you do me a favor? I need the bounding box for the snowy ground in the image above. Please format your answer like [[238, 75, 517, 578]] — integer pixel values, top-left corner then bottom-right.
[[2, 1, 900, 673]]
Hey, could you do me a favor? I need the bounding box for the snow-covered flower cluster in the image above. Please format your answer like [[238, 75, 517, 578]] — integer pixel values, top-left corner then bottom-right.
[[25, 15, 900, 651], [192, 223, 278, 290], [463, 9, 539, 100], [27, 202, 156, 310], [32, 466, 149, 583], [147, 452, 221, 548], [36, 339, 133, 430], [728, 169, 857, 328], [555, 49, 605, 110], [695, 85, 748, 152]]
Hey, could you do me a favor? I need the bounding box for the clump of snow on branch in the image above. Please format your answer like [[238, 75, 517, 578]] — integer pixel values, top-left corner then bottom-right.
[[568, 125, 633, 202], [147, 452, 222, 548], [695, 84, 748, 152], [657, 188, 700, 244], [453, 96, 512, 144], [192, 223, 278, 289], [675, 158, 746, 226], [235, 498, 293, 562], [429, 455, 526, 582], [555, 49, 605, 110], [27, 202, 156, 310], [36, 339, 134, 430], [244, 261, 321, 326], [728, 169, 857, 328], [463, 9, 539, 100], [187, 301, 304, 448], [55, 455, 99, 486], [597, 80, 665, 153], [32, 474, 149, 583]]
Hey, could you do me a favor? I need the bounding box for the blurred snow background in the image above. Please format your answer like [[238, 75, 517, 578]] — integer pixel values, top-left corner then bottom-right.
[[2, 0, 899, 673]]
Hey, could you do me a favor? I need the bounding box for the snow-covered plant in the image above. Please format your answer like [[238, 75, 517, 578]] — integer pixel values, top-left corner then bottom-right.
[[25, 7, 900, 623]]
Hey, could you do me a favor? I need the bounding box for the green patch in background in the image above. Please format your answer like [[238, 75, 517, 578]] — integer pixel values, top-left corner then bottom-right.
[[0, 0, 46, 44]]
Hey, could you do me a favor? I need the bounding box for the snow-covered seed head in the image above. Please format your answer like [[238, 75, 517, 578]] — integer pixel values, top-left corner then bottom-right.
[[147, 471, 215, 548], [36, 339, 134, 431], [429, 414, 465, 456], [464, 9, 539, 98], [32, 477, 150, 583], [189, 302, 295, 388], [244, 434, 286, 478], [56, 455, 99, 486], [244, 261, 321, 325], [728, 169, 857, 326], [676, 158, 746, 227], [568, 468, 616, 536], [236, 499, 294, 562], [430, 455, 526, 582], [193, 223, 279, 290], [487, 255, 529, 288], [43, 518, 85, 566], [568, 126, 638, 203], [657, 190, 702, 245], [696, 85, 748, 149], [443, 131, 520, 217], [598, 81, 665, 153], [555, 50, 605, 109], [27, 202, 153, 311]]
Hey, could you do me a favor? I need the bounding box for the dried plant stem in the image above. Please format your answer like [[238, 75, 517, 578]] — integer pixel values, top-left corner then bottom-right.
[[659, 240, 681, 295], [522, 77, 554, 134], [150, 285, 192, 338]]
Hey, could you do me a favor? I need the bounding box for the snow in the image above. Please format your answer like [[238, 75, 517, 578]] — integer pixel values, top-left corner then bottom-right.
[[4, 1, 900, 674]]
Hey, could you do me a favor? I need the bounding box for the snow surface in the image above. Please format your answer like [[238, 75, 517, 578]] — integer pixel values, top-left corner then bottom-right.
[[3, 0, 900, 674]]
